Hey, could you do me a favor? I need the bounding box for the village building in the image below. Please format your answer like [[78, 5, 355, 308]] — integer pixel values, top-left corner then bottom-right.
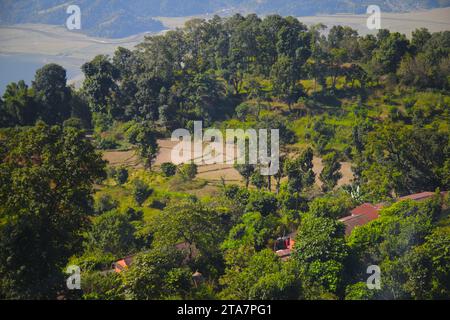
[[275, 191, 447, 259]]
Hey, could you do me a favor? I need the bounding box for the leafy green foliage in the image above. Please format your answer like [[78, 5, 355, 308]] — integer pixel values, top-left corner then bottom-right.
[[220, 248, 301, 300], [115, 167, 129, 185], [128, 124, 159, 169], [357, 123, 449, 200], [132, 179, 153, 206], [234, 164, 255, 188], [0, 12, 449, 301], [86, 210, 136, 258], [320, 152, 342, 192], [346, 197, 448, 299], [0, 122, 105, 298], [152, 198, 225, 276], [95, 194, 119, 214], [293, 214, 348, 295], [123, 246, 192, 300], [160, 162, 177, 177], [177, 163, 198, 181]]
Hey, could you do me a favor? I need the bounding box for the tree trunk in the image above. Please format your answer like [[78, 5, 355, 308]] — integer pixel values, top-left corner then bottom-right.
[[147, 157, 152, 170]]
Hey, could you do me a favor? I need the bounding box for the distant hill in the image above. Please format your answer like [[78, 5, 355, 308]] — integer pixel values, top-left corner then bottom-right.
[[1, 0, 450, 38]]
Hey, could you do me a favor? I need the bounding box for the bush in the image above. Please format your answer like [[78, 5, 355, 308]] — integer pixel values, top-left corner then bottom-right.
[[95, 194, 119, 214], [161, 162, 177, 177], [81, 271, 125, 300], [96, 136, 119, 150], [133, 179, 153, 206], [63, 117, 83, 129], [106, 167, 117, 179], [177, 163, 198, 180], [251, 171, 266, 190], [86, 210, 136, 257], [124, 207, 143, 221], [115, 167, 129, 185], [245, 191, 277, 216], [150, 199, 167, 210], [235, 102, 252, 121]]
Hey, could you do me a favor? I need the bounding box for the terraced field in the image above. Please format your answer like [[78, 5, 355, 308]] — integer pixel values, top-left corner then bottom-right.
[[102, 139, 354, 188]]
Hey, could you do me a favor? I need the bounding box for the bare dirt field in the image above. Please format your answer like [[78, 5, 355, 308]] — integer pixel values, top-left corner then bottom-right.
[[103, 139, 354, 187], [312, 156, 353, 188]]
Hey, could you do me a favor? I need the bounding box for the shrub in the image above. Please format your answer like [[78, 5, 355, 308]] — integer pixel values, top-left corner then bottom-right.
[[96, 136, 119, 150], [133, 179, 153, 206], [161, 162, 177, 177], [115, 167, 129, 185], [106, 166, 117, 179], [177, 163, 198, 180], [95, 194, 119, 214], [124, 207, 143, 221], [245, 191, 278, 216], [251, 171, 266, 190], [63, 117, 83, 129], [235, 102, 252, 121]]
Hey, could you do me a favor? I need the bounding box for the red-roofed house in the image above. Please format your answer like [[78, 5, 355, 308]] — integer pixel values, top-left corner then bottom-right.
[[350, 203, 382, 220], [339, 191, 447, 236], [112, 255, 134, 273], [340, 203, 383, 236], [274, 233, 296, 261]]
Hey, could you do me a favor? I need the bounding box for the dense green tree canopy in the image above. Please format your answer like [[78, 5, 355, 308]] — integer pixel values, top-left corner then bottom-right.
[[0, 122, 105, 298]]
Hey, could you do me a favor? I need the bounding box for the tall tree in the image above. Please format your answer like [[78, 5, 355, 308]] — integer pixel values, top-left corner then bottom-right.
[[128, 124, 159, 170], [123, 246, 193, 300], [293, 214, 348, 297], [33, 64, 71, 124], [1, 80, 37, 126], [319, 152, 342, 192], [270, 55, 303, 111], [152, 198, 224, 274], [0, 122, 105, 298], [86, 210, 136, 258], [220, 248, 301, 300], [81, 55, 120, 116], [359, 122, 449, 199]]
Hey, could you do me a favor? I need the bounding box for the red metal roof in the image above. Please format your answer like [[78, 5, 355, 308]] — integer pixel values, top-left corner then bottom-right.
[[274, 234, 296, 260], [399, 192, 435, 201], [350, 203, 381, 220], [340, 191, 446, 236], [112, 255, 134, 273], [340, 203, 382, 236], [339, 214, 376, 236]]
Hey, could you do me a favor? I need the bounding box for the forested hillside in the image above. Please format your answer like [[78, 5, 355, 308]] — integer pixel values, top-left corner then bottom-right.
[[0, 14, 449, 300]]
